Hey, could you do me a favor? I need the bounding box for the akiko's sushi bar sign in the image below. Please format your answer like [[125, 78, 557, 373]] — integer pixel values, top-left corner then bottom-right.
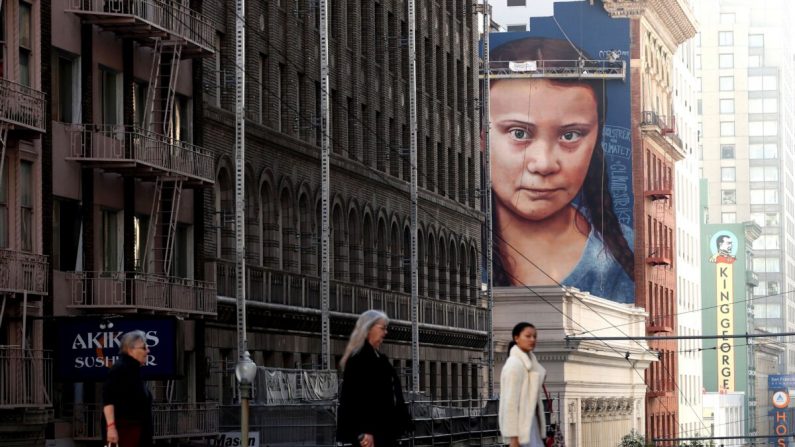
[[55, 318, 177, 381]]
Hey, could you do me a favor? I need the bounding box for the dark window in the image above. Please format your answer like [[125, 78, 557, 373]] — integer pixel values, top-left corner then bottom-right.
[[53, 198, 81, 271], [507, 0, 526, 6], [20, 160, 33, 251], [721, 145, 735, 159]]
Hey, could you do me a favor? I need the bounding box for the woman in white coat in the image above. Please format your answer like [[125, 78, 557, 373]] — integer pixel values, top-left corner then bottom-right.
[[499, 322, 547, 447]]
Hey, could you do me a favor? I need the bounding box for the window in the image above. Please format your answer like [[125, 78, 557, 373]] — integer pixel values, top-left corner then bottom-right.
[[506, 25, 526, 32], [719, 54, 734, 69], [721, 167, 736, 182], [214, 33, 223, 108], [259, 53, 268, 124], [749, 34, 764, 48], [133, 81, 147, 129], [749, 98, 777, 114], [0, 162, 7, 248], [749, 75, 777, 91], [172, 95, 192, 143], [749, 121, 778, 137], [749, 143, 778, 159], [20, 160, 33, 251], [756, 235, 780, 250], [748, 54, 762, 68], [172, 224, 193, 278], [100, 68, 122, 126], [720, 121, 734, 136], [18, 1, 31, 86], [278, 63, 286, 132], [766, 213, 780, 226], [722, 212, 736, 223], [750, 189, 778, 204], [721, 145, 735, 159], [507, 0, 526, 6], [53, 54, 80, 123], [721, 189, 736, 204], [53, 198, 81, 271], [750, 166, 778, 182], [720, 99, 734, 114], [102, 209, 122, 272], [719, 76, 734, 91], [719, 31, 733, 46], [753, 257, 780, 273]]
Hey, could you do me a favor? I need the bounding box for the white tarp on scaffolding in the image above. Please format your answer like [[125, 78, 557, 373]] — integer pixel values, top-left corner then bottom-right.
[[257, 368, 338, 404]]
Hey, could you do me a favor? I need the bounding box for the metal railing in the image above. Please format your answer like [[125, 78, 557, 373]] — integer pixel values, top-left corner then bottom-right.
[[214, 261, 488, 332], [0, 249, 49, 295], [640, 111, 674, 133], [484, 59, 625, 80], [0, 78, 46, 132], [73, 402, 219, 440], [65, 124, 215, 183], [66, 271, 216, 315], [66, 0, 214, 53], [0, 347, 52, 408]]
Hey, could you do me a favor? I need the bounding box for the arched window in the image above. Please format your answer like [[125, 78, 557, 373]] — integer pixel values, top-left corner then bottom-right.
[[390, 222, 401, 291], [438, 237, 448, 300], [245, 175, 260, 265], [469, 246, 478, 304], [448, 239, 458, 302], [348, 209, 362, 283], [402, 226, 411, 293], [261, 183, 278, 268], [377, 218, 388, 288], [363, 214, 375, 285], [459, 242, 468, 303], [427, 234, 437, 298], [332, 205, 348, 281], [280, 189, 297, 271], [298, 193, 315, 275], [418, 229, 426, 296]]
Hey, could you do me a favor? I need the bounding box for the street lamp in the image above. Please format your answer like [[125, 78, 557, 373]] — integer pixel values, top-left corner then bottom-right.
[[235, 351, 257, 447]]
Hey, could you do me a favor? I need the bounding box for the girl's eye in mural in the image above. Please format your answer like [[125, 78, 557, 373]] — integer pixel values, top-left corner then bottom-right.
[[560, 131, 582, 143], [509, 128, 531, 141]]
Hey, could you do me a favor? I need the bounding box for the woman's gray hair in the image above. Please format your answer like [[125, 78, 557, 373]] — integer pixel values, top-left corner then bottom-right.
[[120, 330, 147, 354], [340, 310, 389, 369]]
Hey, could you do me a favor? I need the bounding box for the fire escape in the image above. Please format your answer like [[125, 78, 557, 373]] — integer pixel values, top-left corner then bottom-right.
[[63, 1, 220, 442], [64, 0, 216, 317], [0, 0, 51, 420]]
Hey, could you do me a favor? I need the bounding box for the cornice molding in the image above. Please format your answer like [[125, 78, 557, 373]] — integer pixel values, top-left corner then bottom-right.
[[602, 0, 697, 49]]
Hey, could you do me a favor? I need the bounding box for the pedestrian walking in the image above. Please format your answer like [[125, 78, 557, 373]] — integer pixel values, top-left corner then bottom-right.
[[336, 310, 412, 447], [102, 330, 154, 447], [499, 322, 548, 447]]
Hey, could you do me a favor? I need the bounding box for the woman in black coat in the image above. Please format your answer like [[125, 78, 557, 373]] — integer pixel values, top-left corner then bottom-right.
[[337, 310, 412, 447], [102, 330, 154, 447]]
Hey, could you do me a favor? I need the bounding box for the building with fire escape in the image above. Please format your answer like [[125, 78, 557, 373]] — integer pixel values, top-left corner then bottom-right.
[[0, 0, 50, 446], [201, 0, 487, 444], [48, 0, 219, 444]]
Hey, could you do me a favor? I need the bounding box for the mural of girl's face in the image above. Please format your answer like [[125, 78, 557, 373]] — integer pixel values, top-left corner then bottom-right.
[[489, 79, 599, 223]]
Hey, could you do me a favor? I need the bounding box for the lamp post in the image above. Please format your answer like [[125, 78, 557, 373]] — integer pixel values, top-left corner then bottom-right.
[[235, 351, 257, 447]]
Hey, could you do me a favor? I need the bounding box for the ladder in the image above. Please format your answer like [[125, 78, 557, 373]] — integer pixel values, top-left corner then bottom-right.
[[142, 177, 183, 276], [143, 39, 183, 138]]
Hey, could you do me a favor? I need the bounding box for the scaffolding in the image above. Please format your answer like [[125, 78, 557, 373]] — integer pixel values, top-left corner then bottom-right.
[[482, 59, 626, 81]]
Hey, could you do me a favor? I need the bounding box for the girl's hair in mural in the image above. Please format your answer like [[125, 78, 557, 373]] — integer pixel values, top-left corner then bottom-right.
[[489, 37, 634, 286]]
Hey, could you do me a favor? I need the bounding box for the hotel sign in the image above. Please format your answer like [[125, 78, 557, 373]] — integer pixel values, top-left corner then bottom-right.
[[709, 231, 737, 391]]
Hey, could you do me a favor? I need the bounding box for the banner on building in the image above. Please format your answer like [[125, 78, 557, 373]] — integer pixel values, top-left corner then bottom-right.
[[55, 317, 179, 381], [769, 376, 795, 447], [709, 230, 737, 391], [483, 0, 635, 304]]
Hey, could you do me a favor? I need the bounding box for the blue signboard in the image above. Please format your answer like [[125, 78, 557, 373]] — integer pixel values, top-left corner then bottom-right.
[[770, 374, 795, 390], [55, 317, 179, 381]]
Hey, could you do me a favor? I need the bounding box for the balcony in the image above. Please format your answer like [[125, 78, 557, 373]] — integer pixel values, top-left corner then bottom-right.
[[0, 347, 52, 408], [647, 316, 674, 334], [644, 183, 672, 201], [0, 250, 49, 295], [0, 78, 46, 133], [66, 271, 216, 316], [73, 402, 219, 440], [746, 271, 759, 287], [639, 111, 686, 161], [214, 261, 488, 333], [65, 0, 214, 57], [65, 124, 214, 185], [646, 245, 672, 266]]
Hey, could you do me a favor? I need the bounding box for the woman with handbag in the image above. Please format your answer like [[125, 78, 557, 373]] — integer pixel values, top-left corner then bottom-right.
[[102, 330, 154, 447], [336, 310, 412, 447], [499, 322, 548, 447]]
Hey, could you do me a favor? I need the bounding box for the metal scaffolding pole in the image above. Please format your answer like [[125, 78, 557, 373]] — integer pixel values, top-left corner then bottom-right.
[[319, 0, 331, 370], [408, 0, 419, 393], [234, 0, 247, 360], [481, 0, 495, 399]]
